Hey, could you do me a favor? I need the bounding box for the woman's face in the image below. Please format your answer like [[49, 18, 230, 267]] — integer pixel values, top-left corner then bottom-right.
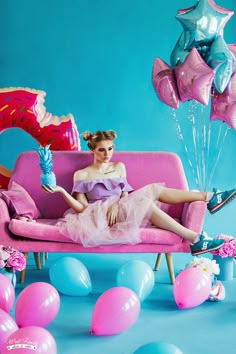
[[92, 140, 114, 163]]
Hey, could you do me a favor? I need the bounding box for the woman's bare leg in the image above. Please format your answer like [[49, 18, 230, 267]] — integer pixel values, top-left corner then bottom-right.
[[139, 184, 206, 204], [149, 203, 198, 243], [159, 187, 206, 204]]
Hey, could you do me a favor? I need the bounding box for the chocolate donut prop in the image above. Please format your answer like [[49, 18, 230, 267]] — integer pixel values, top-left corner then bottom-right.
[[0, 87, 80, 189]]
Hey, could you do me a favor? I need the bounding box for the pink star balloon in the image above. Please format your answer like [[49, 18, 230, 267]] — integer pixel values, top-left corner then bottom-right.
[[152, 57, 180, 109], [174, 48, 214, 105], [228, 44, 236, 72], [210, 72, 236, 130]]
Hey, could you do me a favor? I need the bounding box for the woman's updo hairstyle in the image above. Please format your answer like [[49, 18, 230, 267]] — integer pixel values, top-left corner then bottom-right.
[[82, 130, 117, 150]]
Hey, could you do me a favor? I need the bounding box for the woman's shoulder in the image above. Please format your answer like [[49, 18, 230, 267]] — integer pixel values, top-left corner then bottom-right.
[[73, 168, 90, 181], [114, 161, 126, 175]]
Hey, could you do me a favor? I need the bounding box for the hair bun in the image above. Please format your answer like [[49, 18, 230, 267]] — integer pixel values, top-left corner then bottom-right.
[[107, 130, 117, 139], [82, 131, 92, 141]]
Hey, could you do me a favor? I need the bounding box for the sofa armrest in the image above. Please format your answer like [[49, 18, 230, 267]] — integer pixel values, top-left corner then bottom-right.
[[0, 198, 11, 222], [181, 201, 207, 233], [0, 198, 13, 243]]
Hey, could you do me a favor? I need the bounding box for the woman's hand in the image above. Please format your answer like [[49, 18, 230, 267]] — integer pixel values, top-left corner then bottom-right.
[[106, 202, 119, 227], [41, 185, 64, 194]]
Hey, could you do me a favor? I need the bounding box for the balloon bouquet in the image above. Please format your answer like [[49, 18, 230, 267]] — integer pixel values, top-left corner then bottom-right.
[[152, 0, 236, 191]]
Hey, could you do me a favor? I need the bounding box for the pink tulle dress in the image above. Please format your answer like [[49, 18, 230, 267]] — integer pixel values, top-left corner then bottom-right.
[[57, 177, 164, 247]]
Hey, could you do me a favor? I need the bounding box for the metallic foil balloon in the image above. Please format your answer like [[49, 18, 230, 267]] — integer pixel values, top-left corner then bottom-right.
[[207, 35, 234, 93], [228, 43, 236, 72], [152, 58, 180, 109], [210, 72, 236, 130], [170, 32, 190, 67], [174, 48, 214, 105], [176, 0, 233, 50], [177, 0, 234, 33]]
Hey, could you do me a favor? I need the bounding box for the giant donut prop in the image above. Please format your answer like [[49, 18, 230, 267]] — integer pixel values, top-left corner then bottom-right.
[[0, 87, 80, 189]]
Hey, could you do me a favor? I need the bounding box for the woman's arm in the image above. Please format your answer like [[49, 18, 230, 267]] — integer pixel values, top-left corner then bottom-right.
[[117, 162, 129, 199], [106, 162, 129, 225]]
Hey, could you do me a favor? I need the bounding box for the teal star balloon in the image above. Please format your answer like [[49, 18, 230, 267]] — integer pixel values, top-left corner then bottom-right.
[[176, 0, 233, 50], [207, 35, 235, 93]]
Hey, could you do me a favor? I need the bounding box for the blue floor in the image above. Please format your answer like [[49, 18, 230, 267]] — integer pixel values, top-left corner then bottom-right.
[[12, 252, 236, 354]]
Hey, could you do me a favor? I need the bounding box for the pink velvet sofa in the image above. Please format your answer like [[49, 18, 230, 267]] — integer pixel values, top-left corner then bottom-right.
[[0, 151, 207, 283]]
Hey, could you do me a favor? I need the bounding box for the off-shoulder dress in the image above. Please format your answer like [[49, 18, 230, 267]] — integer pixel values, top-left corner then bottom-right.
[[57, 177, 164, 247]]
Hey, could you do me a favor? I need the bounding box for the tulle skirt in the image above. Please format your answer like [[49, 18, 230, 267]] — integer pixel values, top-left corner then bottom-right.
[[57, 185, 164, 247]]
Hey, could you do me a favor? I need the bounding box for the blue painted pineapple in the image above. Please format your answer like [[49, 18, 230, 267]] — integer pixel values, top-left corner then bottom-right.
[[36, 145, 56, 187]]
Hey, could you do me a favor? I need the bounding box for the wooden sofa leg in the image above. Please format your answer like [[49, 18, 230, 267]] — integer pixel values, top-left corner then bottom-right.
[[20, 252, 28, 284], [154, 253, 163, 271], [165, 253, 175, 284], [33, 252, 41, 270]]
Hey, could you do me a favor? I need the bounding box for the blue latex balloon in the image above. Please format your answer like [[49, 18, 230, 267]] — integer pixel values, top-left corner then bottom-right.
[[116, 260, 155, 302], [133, 342, 183, 354], [49, 257, 92, 296]]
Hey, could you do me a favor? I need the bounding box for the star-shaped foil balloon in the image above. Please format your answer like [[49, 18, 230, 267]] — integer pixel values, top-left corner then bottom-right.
[[170, 32, 190, 67], [210, 72, 236, 130], [228, 44, 236, 72], [152, 57, 180, 109], [207, 35, 235, 93], [176, 0, 233, 50], [174, 48, 214, 105]]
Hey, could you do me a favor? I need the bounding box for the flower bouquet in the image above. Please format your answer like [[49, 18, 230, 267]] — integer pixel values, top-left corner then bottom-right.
[[0, 245, 26, 273], [210, 234, 236, 258], [186, 256, 220, 278]]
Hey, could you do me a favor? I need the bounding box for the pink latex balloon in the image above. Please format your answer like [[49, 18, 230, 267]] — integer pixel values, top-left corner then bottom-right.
[[0, 273, 15, 312], [174, 48, 214, 105], [90, 286, 140, 335], [1, 326, 57, 354], [173, 267, 211, 309], [15, 282, 60, 327], [152, 57, 180, 109], [0, 309, 18, 352], [210, 72, 236, 130]]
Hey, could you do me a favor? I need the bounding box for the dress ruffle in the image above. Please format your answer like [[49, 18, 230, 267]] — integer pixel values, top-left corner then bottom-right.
[[72, 177, 133, 203], [72, 177, 133, 193]]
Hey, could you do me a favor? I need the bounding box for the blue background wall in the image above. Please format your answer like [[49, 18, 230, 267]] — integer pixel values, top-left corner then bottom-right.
[[0, 0, 235, 235]]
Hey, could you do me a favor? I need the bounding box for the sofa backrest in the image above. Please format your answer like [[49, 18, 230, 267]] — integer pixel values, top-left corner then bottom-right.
[[9, 151, 188, 219]]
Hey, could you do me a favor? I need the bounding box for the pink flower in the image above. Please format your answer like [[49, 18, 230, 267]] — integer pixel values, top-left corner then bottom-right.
[[211, 234, 236, 258], [6, 252, 26, 272], [0, 249, 10, 261]]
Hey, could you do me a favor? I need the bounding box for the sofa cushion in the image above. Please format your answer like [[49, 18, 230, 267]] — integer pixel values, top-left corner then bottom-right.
[[0, 182, 41, 220], [8, 218, 183, 246]]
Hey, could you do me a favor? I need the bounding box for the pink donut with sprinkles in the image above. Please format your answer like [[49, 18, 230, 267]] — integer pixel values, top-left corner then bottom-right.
[[0, 87, 80, 189]]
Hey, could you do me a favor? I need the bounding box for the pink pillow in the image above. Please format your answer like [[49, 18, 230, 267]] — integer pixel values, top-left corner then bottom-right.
[[0, 181, 40, 220]]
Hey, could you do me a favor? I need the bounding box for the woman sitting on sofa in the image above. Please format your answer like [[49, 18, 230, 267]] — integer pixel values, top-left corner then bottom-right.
[[42, 130, 236, 255]]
